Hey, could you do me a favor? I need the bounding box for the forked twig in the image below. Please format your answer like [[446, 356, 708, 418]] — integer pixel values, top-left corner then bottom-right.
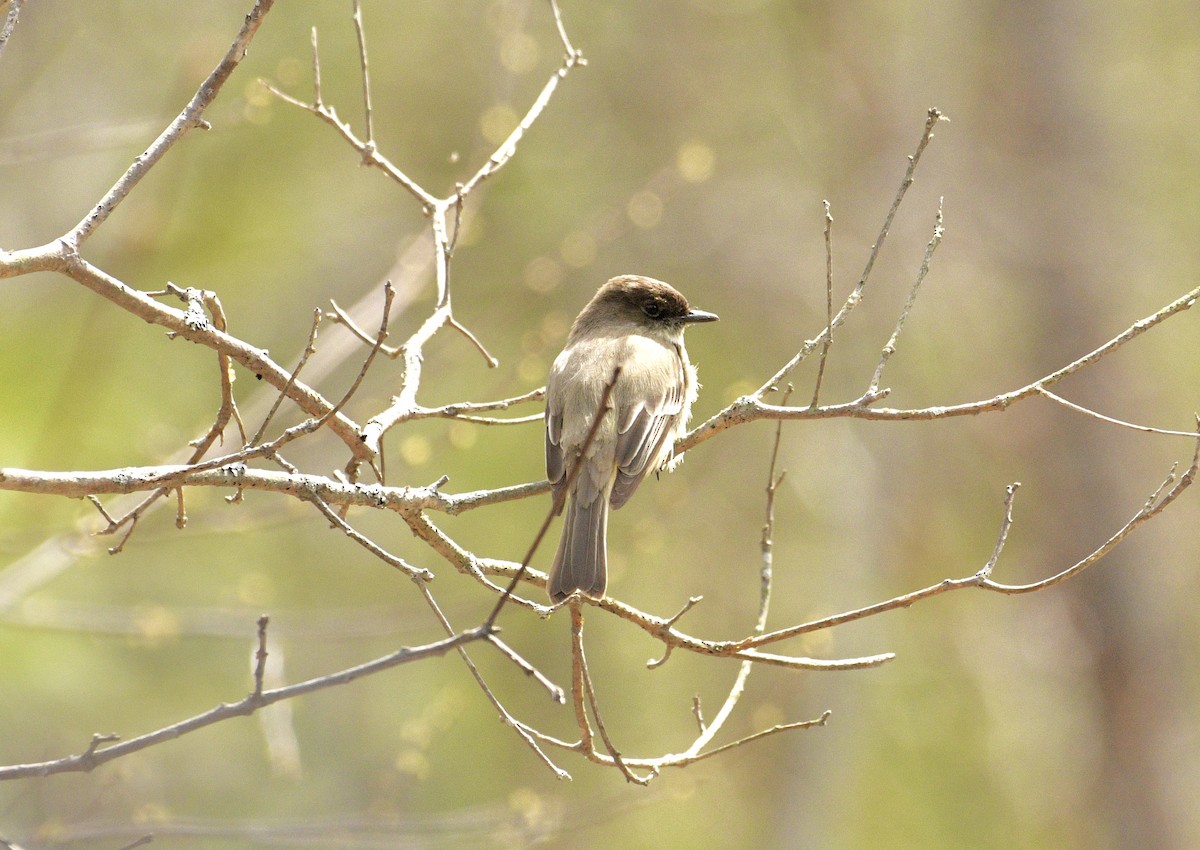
[[0, 625, 489, 780], [572, 602, 656, 785], [758, 107, 947, 396], [251, 308, 322, 447]]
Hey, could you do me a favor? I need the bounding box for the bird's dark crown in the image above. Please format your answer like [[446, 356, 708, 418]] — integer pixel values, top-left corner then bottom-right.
[[592, 274, 692, 323]]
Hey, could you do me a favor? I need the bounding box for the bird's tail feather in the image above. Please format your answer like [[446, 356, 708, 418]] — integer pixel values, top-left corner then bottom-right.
[[547, 494, 608, 602]]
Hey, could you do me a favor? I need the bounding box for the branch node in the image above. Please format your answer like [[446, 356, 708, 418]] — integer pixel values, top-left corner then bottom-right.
[[252, 615, 270, 697], [647, 596, 703, 669]]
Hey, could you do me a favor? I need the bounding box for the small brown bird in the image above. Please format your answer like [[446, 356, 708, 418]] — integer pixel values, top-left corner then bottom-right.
[[545, 275, 718, 602]]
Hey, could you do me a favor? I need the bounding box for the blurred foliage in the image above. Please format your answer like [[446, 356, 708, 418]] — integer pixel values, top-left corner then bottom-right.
[[1, 0, 1199, 848]]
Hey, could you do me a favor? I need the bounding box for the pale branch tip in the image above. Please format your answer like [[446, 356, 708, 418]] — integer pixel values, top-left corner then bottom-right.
[[868, 196, 945, 394]]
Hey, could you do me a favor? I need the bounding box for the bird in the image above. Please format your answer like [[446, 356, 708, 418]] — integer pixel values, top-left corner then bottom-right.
[[544, 274, 718, 602]]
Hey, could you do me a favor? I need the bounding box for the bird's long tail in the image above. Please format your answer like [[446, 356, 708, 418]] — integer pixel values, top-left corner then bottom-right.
[[547, 493, 609, 602]]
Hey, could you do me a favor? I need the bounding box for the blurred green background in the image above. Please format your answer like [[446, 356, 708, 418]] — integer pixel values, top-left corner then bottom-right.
[[2, 1, 1199, 847]]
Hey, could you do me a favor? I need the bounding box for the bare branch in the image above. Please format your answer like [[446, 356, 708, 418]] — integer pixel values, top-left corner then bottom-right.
[[251, 308, 322, 447], [759, 107, 948, 395], [448, 314, 500, 368], [310, 26, 323, 106], [809, 201, 835, 409], [682, 278, 1200, 454], [487, 634, 566, 704], [682, 710, 832, 764], [350, 0, 374, 146], [0, 627, 488, 780], [738, 440, 1199, 646], [1036, 387, 1200, 438], [66, 0, 278, 248], [868, 196, 944, 394], [457, 0, 586, 197], [977, 482, 1020, 580], [252, 615, 270, 697]]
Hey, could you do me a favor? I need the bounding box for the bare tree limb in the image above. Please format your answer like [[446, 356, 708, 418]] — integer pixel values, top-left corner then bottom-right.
[[65, 0, 278, 249], [0, 626, 489, 780], [681, 278, 1200, 454], [759, 107, 948, 396]]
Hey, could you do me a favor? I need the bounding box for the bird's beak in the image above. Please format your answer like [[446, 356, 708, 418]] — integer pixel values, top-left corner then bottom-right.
[[682, 308, 719, 323]]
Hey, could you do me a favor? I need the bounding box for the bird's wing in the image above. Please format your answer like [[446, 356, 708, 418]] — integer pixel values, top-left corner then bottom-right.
[[545, 386, 568, 513], [546, 345, 615, 510], [610, 343, 685, 509]]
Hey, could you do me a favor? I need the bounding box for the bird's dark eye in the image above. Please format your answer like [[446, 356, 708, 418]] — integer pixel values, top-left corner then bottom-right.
[[642, 299, 663, 318]]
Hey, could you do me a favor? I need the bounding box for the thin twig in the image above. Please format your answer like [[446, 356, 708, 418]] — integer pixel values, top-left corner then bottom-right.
[[351, 0, 374, 146], [327, 298, 398, 355], [758, 108, 947, 396], [569, 601, 594, 753], [1036, 387, 1200, 438], [869, 197, 944, 394], [297, 480, 432, 580], [487, 634, 566, 704], [417, 583, 569, 779], [0, 627, 488, 780], [66, 0, 278, 248], [574, 602, 656, 784], [449, 315, 500, 368], [115, 836, 154, 850], [252, 615, 270, 696], [548, 0, 578, 56], [809, 201, 834, 409], [319, 282, 394, 431], [251, 308, 322, 447], [310, 26, 322, 106], [174, 487, 187, 529], [683, 711, 832, 763], [977, 483, 1020, 580]]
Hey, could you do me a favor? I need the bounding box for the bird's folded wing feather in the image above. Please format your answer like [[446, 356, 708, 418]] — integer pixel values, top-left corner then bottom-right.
[[611, 353, 685, 509]]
